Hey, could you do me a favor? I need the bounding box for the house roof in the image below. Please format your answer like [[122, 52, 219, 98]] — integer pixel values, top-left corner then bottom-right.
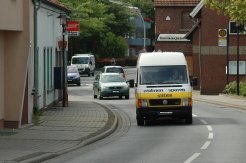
[[154, 0, 200, 6], [41, 0, 70, 13]]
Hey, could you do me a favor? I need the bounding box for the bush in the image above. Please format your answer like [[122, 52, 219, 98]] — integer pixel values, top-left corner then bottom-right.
[[223, 80, 246, 96]]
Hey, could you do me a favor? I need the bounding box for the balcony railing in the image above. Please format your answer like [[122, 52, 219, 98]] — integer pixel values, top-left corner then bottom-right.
[[128, 38, 151, 46]]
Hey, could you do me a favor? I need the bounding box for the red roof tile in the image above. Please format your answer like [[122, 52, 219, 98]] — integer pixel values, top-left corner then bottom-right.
[[154, 0, 199, 6], [48, 0, 65, 7]]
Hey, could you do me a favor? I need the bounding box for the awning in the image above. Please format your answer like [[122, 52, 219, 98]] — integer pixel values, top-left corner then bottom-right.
[[157, 34, 190, 42]]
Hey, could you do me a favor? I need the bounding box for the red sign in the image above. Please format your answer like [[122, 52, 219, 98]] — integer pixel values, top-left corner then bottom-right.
[[66, 21, 80, 36]]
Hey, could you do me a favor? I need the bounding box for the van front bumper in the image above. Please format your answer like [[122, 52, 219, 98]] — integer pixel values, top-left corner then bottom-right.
[[136, 106, 192, 119]]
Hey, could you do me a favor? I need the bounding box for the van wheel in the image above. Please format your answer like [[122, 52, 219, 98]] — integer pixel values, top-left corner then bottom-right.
[[185, 114, 192, 124], [125, 95, 129, 99], [88, 73, 90, 77], [137, 115, 144, 126], [92, 72, 94, 76]]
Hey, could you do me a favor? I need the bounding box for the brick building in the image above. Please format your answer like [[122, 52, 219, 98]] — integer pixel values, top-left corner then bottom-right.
[[154, 0, 246, 95], [154, 0, 199, 77]]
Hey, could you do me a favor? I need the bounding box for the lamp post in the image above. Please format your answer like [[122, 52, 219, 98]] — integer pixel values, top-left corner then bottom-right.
[[57, 13, 68, 107], [108, 1, 146, 50], [128, 6, 146, 50], [236, 23, 241, 95]]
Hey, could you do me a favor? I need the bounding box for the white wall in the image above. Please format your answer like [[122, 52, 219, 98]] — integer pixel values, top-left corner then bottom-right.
[[37, 4, 65, 109]]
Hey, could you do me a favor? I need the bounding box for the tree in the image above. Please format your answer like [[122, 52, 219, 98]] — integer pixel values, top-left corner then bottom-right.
[[99, 32, 128, 58], [205, 0, 246, 24], [59, 0, 133, 58]]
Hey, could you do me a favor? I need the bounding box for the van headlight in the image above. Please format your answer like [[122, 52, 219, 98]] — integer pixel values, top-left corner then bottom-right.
[[183, 98, 192, 107], [137, 99, 148, 108]]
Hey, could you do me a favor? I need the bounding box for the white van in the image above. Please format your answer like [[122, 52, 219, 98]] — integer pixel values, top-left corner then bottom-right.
[[71, 54, 95, 76], [135, 52, 196, 125]]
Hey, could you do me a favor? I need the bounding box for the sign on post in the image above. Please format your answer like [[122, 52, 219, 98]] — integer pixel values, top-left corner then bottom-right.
[[66, 21, 80, 36], [218, 29, 227, 46]]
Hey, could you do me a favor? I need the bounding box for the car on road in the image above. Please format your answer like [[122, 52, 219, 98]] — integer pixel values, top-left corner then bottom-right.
[[93, 73, 129, 99], [101, 65, 126, 79], [67, 66, 81, 86]]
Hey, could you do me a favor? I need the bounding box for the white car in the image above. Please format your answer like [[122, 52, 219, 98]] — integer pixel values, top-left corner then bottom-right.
[[101, 66, 126, 79]]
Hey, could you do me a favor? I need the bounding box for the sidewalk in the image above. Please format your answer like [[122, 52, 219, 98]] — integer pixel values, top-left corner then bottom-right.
[[193, 90, 246, 110], [0, 91, 245, 163], [0, 101, 117, 163]]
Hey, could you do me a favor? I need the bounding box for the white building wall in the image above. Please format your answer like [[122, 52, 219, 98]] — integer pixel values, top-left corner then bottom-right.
[[37, 4, 64, 109]]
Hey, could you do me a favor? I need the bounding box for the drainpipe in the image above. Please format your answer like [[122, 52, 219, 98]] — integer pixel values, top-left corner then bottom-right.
[[33, 0, 41, 109]]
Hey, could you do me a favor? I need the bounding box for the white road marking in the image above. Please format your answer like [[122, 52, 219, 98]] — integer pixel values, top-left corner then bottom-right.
[[206, 125, 213, 131], [184, 116, 214, 162], [192, 114, 198, 117], [201, 141, 211, 150], [208, 132, 214, 139], [200, 119, 208, 125], [184, 153, 201, 163]]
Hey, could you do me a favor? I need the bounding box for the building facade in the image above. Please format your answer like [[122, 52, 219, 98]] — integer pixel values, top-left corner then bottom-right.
[[154, 0, 246, 95], [35, 0, 69, 110], [0, 0, 69, 129], [154, 0, 199, 77], [0, 0, 34, 128], [188, 1, 246, 94]]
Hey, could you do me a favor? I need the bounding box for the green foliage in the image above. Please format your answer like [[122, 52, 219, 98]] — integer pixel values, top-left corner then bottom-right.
[[205, 0, 246, 24], [223, 81, 237, 94], [99, 32, 128, 58], [223, 80, 246, 96], [60, 0, 154, 58], [33, 107, 43, 125]]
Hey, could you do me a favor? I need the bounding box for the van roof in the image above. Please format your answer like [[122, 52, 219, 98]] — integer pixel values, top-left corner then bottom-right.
[[137, 52, 187, 66], [73, 54, 94, 57]]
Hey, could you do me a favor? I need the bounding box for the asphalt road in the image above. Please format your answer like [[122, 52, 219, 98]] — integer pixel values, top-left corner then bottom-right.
[[45, 68, 246, 163]]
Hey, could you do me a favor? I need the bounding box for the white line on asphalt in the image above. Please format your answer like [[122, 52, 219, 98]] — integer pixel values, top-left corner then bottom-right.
[[200, 119, 208, 125], [206, 125, 213, 131], [184, 153, 201, 163], [208, 132, 214, 139], [201, 141, 211, 150], [192, 114, 198, 117]]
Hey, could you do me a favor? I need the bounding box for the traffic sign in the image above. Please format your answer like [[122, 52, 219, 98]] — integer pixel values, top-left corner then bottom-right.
[[66, 21, 80, 36], [218, 29, 227, 37], [218, 29, 227, 46]]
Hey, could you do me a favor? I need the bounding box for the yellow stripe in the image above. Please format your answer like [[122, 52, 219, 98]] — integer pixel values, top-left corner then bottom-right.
[[136, 92, 192, 99]]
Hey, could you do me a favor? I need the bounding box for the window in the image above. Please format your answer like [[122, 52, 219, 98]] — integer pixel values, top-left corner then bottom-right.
[[228, 61, 246, 75], [229, 21, 246, 35]]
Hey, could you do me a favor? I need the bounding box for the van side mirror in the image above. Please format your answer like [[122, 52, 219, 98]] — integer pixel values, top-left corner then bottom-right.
[[127, 79, 135, 88], [90, 61, 92, 65], [191, 76, 198, 86]]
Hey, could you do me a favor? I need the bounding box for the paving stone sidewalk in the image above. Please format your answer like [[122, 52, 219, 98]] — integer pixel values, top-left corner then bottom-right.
[[0, 101, 117, 163]]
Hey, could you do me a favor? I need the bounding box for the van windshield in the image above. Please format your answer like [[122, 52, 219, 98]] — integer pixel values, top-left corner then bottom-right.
[[140, 65, 188, 85], [72, 57, 89, 64]]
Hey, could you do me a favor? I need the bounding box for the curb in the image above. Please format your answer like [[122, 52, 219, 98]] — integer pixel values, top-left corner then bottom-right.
[[19, 102, 118, 163], [193, 97, 246, 111]]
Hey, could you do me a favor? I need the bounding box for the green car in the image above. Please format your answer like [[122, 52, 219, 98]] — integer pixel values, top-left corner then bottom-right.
[[93, 73, 130, 100]]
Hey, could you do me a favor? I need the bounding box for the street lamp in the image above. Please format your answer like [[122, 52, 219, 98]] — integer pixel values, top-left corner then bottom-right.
[[57, 13, 69, 107], [128, 6, 146, 50], [108, 0, 146, 50]]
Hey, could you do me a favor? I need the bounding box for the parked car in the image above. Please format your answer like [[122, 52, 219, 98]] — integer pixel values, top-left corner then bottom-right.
[[93, 73, 129, 99], [67, 66, 81, 86], [101, 66, 126, 79]]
